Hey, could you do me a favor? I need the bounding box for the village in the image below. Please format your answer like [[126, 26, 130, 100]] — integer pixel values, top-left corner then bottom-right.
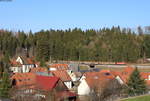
[[0, 56, 149, 101]]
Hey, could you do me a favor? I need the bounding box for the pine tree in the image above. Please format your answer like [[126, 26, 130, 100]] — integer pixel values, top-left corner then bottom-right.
[[0, 72, 11, 98], [36, 39, 50, 62], [127, 67, 147, 96], [1, 54, 10, 72], [0, 61, 4, 78]]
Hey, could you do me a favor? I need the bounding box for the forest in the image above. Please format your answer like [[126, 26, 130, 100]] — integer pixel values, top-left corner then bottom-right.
[[0, 26, 150, 63]]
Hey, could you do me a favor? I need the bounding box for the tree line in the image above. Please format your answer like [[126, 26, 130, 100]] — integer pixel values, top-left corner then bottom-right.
[[0, 26, 150, 63]]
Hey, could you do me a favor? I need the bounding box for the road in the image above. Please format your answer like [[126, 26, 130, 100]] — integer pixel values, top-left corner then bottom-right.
[[80, 64, 150, 68]]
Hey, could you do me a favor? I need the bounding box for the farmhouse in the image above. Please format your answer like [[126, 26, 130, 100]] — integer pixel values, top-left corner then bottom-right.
[[10, 56, 37, 73], [78, 71, 115, 95], [52, 70, 74, 89], [11, 73, 77, 100]]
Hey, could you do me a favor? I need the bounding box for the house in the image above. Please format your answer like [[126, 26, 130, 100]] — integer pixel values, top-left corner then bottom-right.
[[111, 67, 134, 85], [10, 56, 37, 73], [78, 71, 115, 95], [35, 75, 77, 101], [11, 73, 77, 101], [112, 67, 150, 87], [52, 70, 74, 89], [10, 60, 22, 73], [141, 72, 150, 86]]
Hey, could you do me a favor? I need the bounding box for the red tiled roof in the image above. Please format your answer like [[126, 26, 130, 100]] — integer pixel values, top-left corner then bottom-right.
[[124, 67, 134, 73], [52, 70, 72, 82], [36, 75, 59, 91], [10, 56, 37, 66], [10, 59, 22, 67], [141, 72, 150, 79], [84, 71, 115, 89], [11, 73, 61, 91], [84, 70, 115, 79], [103, 67, 150, 86], [30, 67, 47, 73], [26, 58, 34, 64], [100, 70, 111, 73], [112, 67, 150, 85], [49, 64, 69, 70], [11, 73, 36, 87], [111, 67, 134, 83]]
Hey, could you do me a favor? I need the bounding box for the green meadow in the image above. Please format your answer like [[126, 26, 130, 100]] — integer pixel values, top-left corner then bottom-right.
[[121, 95, 150, 101]]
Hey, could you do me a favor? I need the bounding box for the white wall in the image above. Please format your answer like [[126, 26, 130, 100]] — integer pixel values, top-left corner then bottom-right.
[[116, 76, 124, 85], [64, 81, 72, 89], [10, 67, 22, 73], [49, 68, 57, 71], [148, 75, 150, 80], [78, 79, 90, 95], [67, 70, 78, 82], [22, 65, 35, 73], [80, 75, 86, 82]]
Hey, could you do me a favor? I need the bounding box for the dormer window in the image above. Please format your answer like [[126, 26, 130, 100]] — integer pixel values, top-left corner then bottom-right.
[[105, 73, 110, 76]]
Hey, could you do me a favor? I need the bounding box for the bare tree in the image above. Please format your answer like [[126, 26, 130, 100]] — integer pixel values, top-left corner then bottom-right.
[[89, 79, 122, 101]]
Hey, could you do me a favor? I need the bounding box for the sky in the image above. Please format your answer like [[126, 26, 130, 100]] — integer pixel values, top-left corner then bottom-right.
[[0, 0, 150, 32]]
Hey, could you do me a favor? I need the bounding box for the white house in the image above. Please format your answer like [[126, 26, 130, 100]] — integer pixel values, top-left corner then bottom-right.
[[10, 56, 37, 73], [78, 71, 116, 95], [52, 70, 74, 89], [78, 78, 90, 95]]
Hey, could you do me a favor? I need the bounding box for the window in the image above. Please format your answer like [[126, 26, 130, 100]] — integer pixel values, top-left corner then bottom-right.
[[105, 73, 110, 75]]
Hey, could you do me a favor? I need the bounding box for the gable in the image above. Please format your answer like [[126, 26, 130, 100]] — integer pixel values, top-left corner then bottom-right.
[[16, 56, 23, 64], [78, 79, 90, 95], [55, 80, 68, 91]]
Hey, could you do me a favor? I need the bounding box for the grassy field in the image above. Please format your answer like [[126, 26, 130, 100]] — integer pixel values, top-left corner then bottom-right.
[[120, 95, 150, 101]]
